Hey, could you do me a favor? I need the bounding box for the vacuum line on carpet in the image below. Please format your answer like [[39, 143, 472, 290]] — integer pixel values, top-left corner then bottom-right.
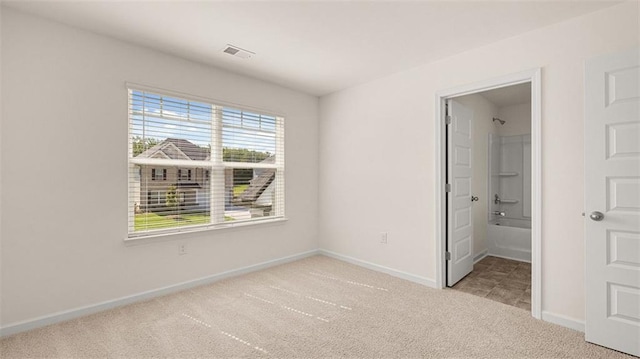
[[182, 313, 269, 354], [269, 285, 301, 296], [281, 305, 314, 317], [309, 272, 389, 292], [244, 293, 275, 304], [270, 285, 352, 310], [221, 331, 268, 354], [243, 292, 331, 323], [182, 313, 212, 328]]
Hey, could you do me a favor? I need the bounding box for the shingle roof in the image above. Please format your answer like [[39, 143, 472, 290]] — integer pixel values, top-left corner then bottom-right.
[[138, 138, 210, 161], [239, 168, 275, 203], [237, 155, 276, 203]]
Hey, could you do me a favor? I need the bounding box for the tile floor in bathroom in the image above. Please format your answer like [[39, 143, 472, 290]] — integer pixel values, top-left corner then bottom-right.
[[451, 256, 531, 311]]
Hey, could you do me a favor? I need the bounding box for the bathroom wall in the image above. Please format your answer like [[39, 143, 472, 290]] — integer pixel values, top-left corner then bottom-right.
[[497, 103, 531, 136], [496, 135, 531, 220], [454, 95, 498, 260], [489, 134, 501, 219], [523, 135, 531, 218], [495, 101, 531, 220], [455, 93, 530, 259]]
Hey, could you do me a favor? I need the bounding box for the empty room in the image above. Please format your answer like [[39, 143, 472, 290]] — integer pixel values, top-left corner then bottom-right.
[[1, 1, 639, 358]]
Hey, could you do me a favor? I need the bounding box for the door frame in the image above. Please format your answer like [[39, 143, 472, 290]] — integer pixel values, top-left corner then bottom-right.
[[434, 68, 542, 319]]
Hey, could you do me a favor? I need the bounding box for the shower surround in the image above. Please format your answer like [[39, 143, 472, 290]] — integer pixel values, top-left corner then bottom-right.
[[488, 134, 532, 262]]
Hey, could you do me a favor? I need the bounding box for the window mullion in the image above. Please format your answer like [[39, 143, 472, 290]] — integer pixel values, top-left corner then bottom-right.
[[211, 105, 224, 225], [274, 116, 285, 217], [127, 89, 135, 233]]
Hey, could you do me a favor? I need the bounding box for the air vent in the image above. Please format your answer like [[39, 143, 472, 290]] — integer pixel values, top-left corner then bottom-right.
[[223, 47, 239, 55], [222, 44, 254, 59]]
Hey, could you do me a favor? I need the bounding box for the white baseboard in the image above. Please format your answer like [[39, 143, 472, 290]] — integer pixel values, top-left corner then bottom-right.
[[473, 250, 489, 264], [0, 249, 320, 338], [5, 248, 577, 339], [541, 311, 585, 332], [319, 249, 437, 288], [487, 252, 531, 264]]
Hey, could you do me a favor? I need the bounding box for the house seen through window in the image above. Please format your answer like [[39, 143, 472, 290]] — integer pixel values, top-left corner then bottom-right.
[[128, 88, 284, 236], [151, 168, 167, 181]]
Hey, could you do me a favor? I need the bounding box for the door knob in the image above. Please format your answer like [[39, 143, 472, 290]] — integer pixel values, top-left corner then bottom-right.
[[589, 211, 605, 221]]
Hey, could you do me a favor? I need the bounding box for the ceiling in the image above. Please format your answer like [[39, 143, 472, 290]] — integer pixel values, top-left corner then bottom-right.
[[3, 1, 621, 96], [481, 82, 531, 108]]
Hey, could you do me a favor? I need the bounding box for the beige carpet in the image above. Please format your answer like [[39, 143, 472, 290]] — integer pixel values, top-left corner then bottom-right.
[[0, 255, 632, 358]]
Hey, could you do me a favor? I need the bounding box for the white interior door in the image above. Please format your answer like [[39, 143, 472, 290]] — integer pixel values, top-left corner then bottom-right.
[[585, 48, 640, 357], [447, 99, 474, 286]]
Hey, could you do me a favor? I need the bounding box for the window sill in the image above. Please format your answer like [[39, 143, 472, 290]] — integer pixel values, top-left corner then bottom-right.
[[124, 217, 288, 246]]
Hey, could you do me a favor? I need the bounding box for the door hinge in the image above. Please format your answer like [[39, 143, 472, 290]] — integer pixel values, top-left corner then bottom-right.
[[445, 115, 452, 125], [445, 183, 451, 192], [445, 251, 452, 261]]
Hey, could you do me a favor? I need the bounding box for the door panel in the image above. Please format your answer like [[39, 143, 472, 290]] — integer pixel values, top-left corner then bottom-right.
[[607, 177, 640, 211], [606, 67, 640, 105], [447, 99, 474, 286], [607, 122, 640, 158], [607, 230, 640, 268], [585, 48, 640, 357]]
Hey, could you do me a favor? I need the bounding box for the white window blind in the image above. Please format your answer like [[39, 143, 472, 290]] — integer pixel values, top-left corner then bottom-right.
[[128, 88, 284, 237]]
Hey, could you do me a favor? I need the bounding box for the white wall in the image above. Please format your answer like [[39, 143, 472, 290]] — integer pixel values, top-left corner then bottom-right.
[[454, 95, 498, 259], [497, 102, 532, 136], [0, 4, 3, 323], [319, 1, 639, 322], [0, 8, 319, 327]]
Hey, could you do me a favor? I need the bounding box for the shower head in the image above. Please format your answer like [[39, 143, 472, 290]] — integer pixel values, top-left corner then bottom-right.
[[493, 117, 506, 125]]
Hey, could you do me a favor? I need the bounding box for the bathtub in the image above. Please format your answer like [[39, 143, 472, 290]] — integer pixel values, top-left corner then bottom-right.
[[487, 218, 531, 262]]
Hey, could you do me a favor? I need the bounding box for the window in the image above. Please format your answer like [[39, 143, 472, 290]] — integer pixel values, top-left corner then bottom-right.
[[178, 169, 192, 182], [151, 168, 167, 181], [148, 191, 164, 205], [128, 87, 284, 237]]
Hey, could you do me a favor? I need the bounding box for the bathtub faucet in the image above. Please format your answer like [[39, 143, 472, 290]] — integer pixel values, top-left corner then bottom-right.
[[493, 211, 506, 216]]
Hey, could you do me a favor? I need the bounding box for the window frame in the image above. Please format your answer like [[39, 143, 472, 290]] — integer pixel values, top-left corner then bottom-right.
[[151, 168, 167, 181], [177, 169, 192, 182], [126, 83, 286, 240]]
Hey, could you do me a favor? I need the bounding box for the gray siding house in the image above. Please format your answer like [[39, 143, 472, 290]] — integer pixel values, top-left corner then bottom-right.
[[133, 138, 275, 217], [135, 138, 210, 213]]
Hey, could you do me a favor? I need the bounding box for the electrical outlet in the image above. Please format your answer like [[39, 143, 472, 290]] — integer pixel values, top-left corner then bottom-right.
[[380, 232, 388, 244], [178, 243, 188, 255]]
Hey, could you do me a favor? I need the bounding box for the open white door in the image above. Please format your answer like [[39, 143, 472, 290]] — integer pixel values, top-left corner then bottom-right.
[[585, 49, 640, 356], [446, 99, 474, 286]]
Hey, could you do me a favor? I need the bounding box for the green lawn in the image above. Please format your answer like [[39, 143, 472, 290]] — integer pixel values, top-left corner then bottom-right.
[[233, 184, 249, 197], [135, 212, 210, 231]]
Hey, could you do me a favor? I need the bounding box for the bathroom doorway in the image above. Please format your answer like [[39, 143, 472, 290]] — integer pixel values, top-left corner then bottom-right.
[[449, 84, 532, 311], [435, 70, 542, 318]]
